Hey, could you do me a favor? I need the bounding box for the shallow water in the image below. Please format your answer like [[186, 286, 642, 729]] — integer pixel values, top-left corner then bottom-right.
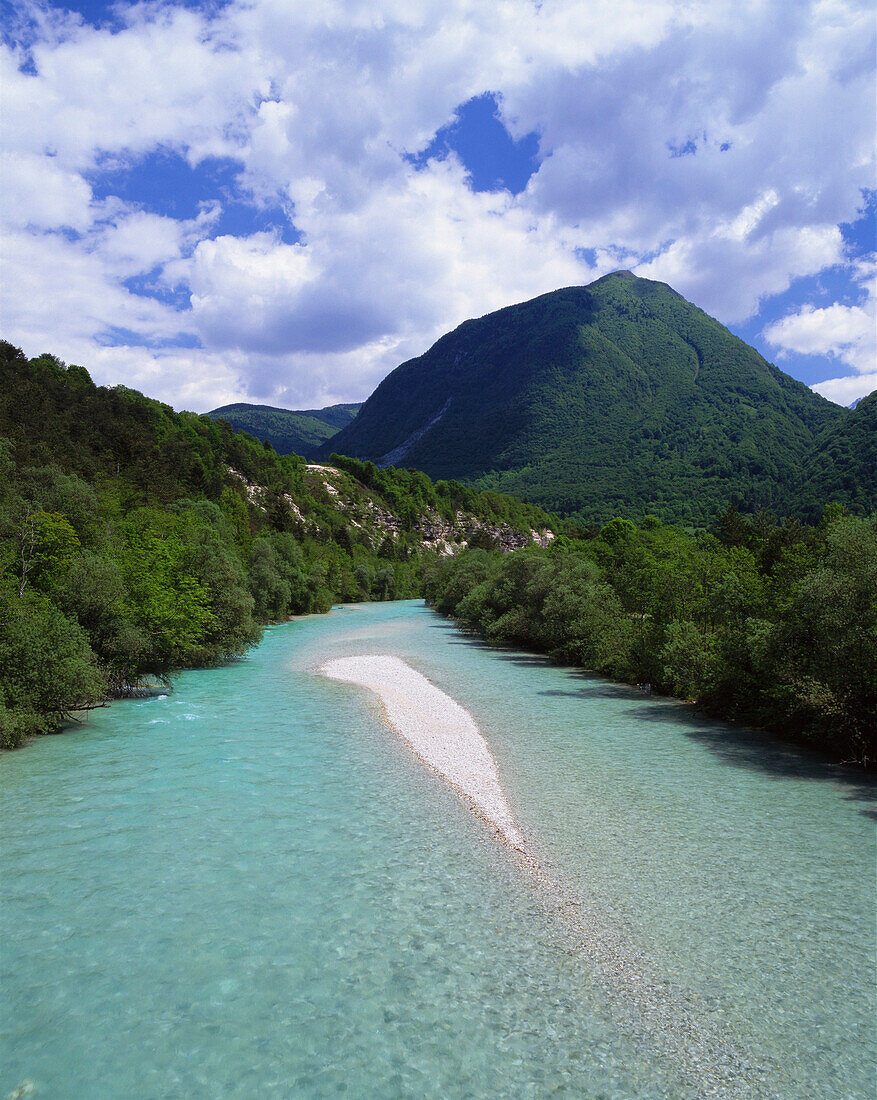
[[1, 600, 874, 1098]]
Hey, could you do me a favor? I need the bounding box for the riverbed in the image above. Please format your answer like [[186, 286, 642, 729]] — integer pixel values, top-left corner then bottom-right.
[[1, 601, 874, 1098]]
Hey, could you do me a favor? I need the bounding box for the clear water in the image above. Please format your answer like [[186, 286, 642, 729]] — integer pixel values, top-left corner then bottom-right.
[[1, 601, 874, 1099]]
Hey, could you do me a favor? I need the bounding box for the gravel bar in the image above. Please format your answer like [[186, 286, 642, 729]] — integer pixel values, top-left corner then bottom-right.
[[320, 654, 525, 849], [319, 652, 784, 1098]]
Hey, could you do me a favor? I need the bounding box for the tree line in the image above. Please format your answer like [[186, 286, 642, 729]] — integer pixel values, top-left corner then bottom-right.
[[3, 342, 873, 765], [424, 506, 876, 765]]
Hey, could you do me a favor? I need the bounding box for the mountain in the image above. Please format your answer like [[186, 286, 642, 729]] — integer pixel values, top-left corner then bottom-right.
[[207, 401, 361, 456], [321, 272, 850, 525]]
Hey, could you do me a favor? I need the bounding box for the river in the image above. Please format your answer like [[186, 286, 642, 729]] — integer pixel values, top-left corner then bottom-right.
[[1, 600, 874, 1098]]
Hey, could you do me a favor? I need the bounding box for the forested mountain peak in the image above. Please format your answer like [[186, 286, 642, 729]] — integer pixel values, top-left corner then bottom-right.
[[321, 273, 855, 525], [207, 400, 361, 457]]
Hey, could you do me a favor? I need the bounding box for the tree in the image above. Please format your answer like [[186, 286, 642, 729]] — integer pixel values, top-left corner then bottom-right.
[[375, 565, 396, 601], [354, 562, 375, 599], [0, 595, 106, 748], [775, 516, 877, 760], [660, 620, 719, 700], [17, 510, 80, 597]]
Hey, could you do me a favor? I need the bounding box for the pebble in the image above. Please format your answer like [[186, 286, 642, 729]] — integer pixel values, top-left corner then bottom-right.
[[320, 654, 525, 849]]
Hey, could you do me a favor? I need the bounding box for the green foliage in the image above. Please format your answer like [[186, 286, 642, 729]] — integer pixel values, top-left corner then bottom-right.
[[328, 454, 554, 532], [17, 510, 80, 596], [793, 391, 877, 519], [765, 515, 877, 759], [6, 334, 867, 768], [0, 340, 551, 747], [249, 534, 311, 619], [55, 550, 149, 691], [427, 511, 876, 764], [322, 273, 869, 525], [0, 593, 107, 748], [660, 620, 720, 700]]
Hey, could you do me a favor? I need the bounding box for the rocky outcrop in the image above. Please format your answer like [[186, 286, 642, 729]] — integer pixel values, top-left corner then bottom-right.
[[413, 514, 554, 555]]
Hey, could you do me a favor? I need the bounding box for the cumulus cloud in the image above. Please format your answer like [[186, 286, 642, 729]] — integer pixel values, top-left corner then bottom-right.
[[518, 0, 873, 317], [811, 372, 877, 405], [2, 227, 182, 347], [0, 0, 874, 410], [0, 151, 93, 231], [635, 220, 845, 322], [176, 157, 585, 403], [765, 258, 877, 403], [4, 7, 262, 169], [765, 297, 875, 373]]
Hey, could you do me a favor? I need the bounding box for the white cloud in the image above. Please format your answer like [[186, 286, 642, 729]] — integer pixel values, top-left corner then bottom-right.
[[0, 227, 181, 344], [516, 0, 874, 318], [0, 0, 874, 410], [82, 343, 247, 410], [764, 298, 875, 373], [765, 257, 876, 403], [96, 205, 220, 277], [0, 151, 93, 231], [8, 7, 262, 169], [636, 224, 845, 322], [811, 371, 877, 405], [174, 157, 585, 403]]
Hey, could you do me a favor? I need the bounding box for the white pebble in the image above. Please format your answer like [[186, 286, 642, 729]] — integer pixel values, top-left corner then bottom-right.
[[321, 655, 524, 849]]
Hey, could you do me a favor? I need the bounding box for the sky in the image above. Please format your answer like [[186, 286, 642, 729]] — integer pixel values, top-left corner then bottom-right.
[[1, 0, 874, 413]]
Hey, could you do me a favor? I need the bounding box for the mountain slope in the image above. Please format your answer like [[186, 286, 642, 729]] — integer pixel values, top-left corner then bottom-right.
[[795, 390, 877, 515], [0, 346, 549, 549], [322, 272, 848, 524], [208, 401, 360, 456]]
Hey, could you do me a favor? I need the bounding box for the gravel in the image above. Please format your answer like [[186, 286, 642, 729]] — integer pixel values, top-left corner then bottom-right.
[[320, 654, 525, 850], [319, 652, 784, 1099]]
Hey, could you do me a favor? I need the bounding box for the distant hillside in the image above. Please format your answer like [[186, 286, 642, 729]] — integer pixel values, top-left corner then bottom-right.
[[208, 401, 360, 456], [795, 391, 877, 514], [322, 272, 851, 525]]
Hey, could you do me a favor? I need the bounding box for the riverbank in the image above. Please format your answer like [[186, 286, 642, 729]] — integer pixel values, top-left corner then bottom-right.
[[423, 519, 877, 769]]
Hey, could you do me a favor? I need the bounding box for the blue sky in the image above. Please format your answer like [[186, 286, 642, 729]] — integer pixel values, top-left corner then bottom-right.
[[1, 0, 874, 411]]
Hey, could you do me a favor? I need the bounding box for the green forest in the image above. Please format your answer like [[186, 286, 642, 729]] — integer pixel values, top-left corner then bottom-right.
[[424, 507, 876, 765], [0, 343, 552, 749], [207, 401, 360, 457]]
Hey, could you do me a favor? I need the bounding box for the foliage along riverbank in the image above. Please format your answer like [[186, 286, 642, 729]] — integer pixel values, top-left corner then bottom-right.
[[0, 343, 554, 749], [424, 507, 877, 766], [3, 342, 873, 766]]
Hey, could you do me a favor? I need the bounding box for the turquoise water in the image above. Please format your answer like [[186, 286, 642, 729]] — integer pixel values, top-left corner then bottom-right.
[[1, 600, 874, 1098]]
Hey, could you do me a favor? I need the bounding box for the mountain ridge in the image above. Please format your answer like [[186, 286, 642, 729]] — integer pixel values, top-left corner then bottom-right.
[[207, 401, 361, 457]]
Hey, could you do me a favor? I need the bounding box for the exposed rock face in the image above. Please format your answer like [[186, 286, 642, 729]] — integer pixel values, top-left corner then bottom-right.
[[227, 462, 557, 556], [413, 515, 554, 554], [377, 397, 453, 467], [229, 468, 305, 520]]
